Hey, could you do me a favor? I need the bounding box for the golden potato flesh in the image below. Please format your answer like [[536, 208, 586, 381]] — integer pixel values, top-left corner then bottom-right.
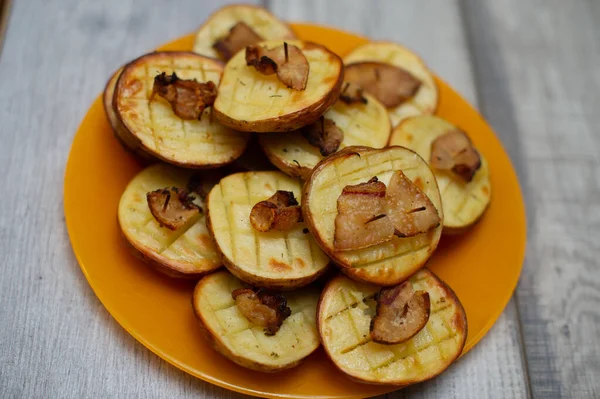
[[118, 163, 221, 278], [206, 171, 330, 289], [214, 40, 343, 133], [193, 270, 320, 372]]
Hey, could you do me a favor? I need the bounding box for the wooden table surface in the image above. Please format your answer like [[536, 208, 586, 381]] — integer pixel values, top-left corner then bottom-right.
[[0, 0, 598, 398]]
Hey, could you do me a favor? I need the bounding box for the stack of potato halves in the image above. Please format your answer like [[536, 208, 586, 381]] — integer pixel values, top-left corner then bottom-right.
[[109, 4, 491, 387]]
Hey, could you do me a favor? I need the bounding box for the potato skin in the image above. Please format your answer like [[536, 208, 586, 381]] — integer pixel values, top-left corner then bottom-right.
[[205, 185, 330, 290], [119, 228, 216, 279], [103, 67, 158, 164], [191, 272, 316, 372], [317, 270, 468, 385], [214, 42, 344, 133], [113, 52, 248, 169]]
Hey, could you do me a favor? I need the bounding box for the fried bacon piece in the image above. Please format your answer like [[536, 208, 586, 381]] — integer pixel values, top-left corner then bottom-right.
[[370, 281, 431, 344], [339, 81, 368, 105], [246, 42, 309, 90], [344, 62, 422, 108], [301, 116, 344, 156], [147, 187, 200, 230], [333, 172, 440, 251], [250, 190, 303, 232], [334, 177, 394, 251], [385, 171, 441, 237], [430, 129, 482, 182], [151, 72, 218, 120], [232, 287, 292, 335], [213, 22, 263, 61]]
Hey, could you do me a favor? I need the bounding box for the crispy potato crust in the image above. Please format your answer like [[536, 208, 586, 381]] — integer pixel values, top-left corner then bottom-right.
[[317, 269, 467, 385]]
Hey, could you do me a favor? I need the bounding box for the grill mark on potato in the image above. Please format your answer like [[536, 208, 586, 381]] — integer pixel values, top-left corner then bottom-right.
[[373, 333, 461, 373], [123, 78, 143, 97], [144, 64, 160, 151], [197, 233, 213, 249], [324, 294, 377, 321], [219, 182, 235, 262], [294, 258, 305, 268], [349, 243, 431, 269], [274, 178, 295, 268], [242, 174, 261, 271], [332, 298, 459, 367], [269, 258, 292, 271]]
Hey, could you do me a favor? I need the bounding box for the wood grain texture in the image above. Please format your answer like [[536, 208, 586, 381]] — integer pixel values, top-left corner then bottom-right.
[[1, 0, 597, 398], [461, 0, 600, 397], [0, 1, 254, 398], [272, 1, 529, 398]]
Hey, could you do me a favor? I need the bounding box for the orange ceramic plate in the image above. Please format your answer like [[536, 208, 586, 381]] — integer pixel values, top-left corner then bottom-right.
[[64, 24, 526, 398]]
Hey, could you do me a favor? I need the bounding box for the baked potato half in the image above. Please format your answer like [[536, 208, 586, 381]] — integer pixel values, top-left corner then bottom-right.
[[113, 51, 250, 168], [193, 4, 296, 60], [206, 171, 330, 289], [390, 115, 491, 234], [318, 269, 467, 385], [302, 146, 443, 286], [258, 94, 391, 180], [343, 42, 438, 126], [118, 163, 221, 278], [193, 270, 320, 372], [214, 40, 344, 132]]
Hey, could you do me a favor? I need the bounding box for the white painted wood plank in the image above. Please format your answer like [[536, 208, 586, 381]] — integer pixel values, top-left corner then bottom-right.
[[461, 0, 600, 397], [271, 1, 530, 398], [0, 1, 256, 398]]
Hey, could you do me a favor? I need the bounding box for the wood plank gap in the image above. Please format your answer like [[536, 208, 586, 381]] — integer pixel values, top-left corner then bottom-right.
[[457, 1, 534, 397]]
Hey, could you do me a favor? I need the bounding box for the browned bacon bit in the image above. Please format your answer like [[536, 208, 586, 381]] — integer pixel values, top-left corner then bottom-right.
[[334, 172, 440, 250], [430, 129, 482, 182], [301, 116, 344, 156], [344, 62, 422, 108], [370, 281, 430, 344], [250, 190, 303, 232], [212, 22, 263, 61], [339, 81, 368, 105], [386, 170, 440, 237], [147, 187, 200, 230], [245, 42, 309, 90], [151, 72, 218, 120], [334, 177, 395, 251], [232, 287, 292, 335]]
